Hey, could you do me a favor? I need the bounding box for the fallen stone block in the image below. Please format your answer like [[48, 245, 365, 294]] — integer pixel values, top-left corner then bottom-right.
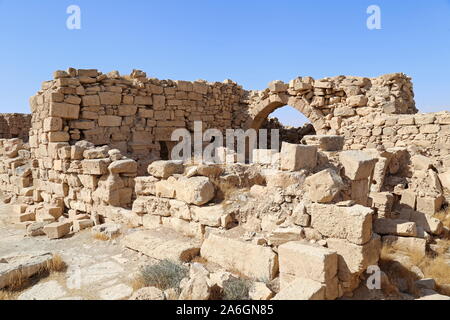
[[280, 142, 317, 171], [26, 221, 51, 237], [278, 241, 337, 285], [272, 278, 326, 300], [416, 196, 444, 216], [267, 226, 304, 246], [373, 219, 417, 237], [148, 160, 184, 179], [327, 235, 381, 283], [92, 223, 121, 238], [0, 252, 53, 289], [201, 232, 278, 281], [382, 236, 427, 260], [43, 221, 72, 239], [305, 169, 343, 203], [339, 151, 378, 180], [72, 219, 94, 233], [123, 228, 201, 262], [301, 135, 345, 151], [190, 204, 226, 227], [310, 204, 373, 245], [439, 171, 450, 191], [249, 282, 273, 300]]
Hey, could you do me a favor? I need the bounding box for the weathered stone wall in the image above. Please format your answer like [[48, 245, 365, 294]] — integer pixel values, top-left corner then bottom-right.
[[0, 114, 31, 141], [342, 111, 450, 157], [28, 69, 245, 170]]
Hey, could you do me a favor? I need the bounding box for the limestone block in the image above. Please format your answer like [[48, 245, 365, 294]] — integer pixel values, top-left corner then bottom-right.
[[99, 92, 121, 105], [148, 160, 184, 179], [98, 115, 122, 127], [190, 205, 225, 227], [200, 233, 278, 280], [438, 171, 450, 191], [305, 169, 343, 203], [82, 159, 111, 175], [155, 179, 176, 199], [108, 159, 137, 174], [373, 219, 417, 237], [416, 196, 444, 216], [400, 190, 416, 210], [339, 151, 378, 180], [81, 95, 100, 107], [272, 278, 325, 300], [278, 241, 337, 284], [72, 219, 94, 232], [268, 80, 288, 93], [134, 176, 158, 196], [301, 135, 345, 151], [43, 117, 63, 132], [280, 142, 317, 171], [411, 155, 433, 171], [382, 236, 426, 259], [346, 95, 368, 107], [161, 217, 203, 239], [249, 282, 273, 300], [327, 235, 381, 282], [175, 177, 215, 205], [43, 221, 72, 239], [268, 226, 304, 246], [48, 132, 70, 143], [122, 227, 201, 262], [310, 204, 373, 245], [49, 103, 80, 119]]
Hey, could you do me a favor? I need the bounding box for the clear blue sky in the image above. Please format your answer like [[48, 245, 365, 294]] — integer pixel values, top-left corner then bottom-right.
[[0, 0, 449, 126]]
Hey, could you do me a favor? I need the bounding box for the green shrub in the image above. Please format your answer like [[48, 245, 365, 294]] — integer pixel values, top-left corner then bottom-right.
[[222, 278, 251, 300], [141, 260, 188, 290]]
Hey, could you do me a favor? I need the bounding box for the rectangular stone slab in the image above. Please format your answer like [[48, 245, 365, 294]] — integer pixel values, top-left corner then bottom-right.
[[200, 232, 278, 281], [122, 227, 201, 262]]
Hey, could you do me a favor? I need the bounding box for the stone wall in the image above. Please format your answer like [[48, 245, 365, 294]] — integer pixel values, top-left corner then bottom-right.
[[28, 69, 245, 173], [0, 113, 31, 141]]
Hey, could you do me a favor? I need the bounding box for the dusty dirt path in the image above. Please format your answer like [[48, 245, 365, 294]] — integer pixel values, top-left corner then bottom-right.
[[0, 202, 155, 300]]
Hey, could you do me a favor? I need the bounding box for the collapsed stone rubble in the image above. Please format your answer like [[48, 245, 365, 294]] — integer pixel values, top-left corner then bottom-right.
[[0, 68, 449, 300]]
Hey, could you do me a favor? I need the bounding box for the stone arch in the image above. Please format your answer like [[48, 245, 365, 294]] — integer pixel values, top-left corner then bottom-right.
[[246, 92, 327, 134]]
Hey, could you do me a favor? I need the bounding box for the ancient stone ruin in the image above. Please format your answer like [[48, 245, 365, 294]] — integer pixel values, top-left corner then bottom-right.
[[0, 68, 449, 300]]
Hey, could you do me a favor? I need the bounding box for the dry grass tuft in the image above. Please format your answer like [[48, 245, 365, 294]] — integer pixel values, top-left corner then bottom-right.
[[380, 242, 450, 295], [46, 254, 67, 273], [0, 290, 14, 300], [434, 206, 450, 230], [93, 232, 112, 241], [0, 254, 67, 296], [131, 274, 146, 291], [140, 260, 188, 291], [191, 256, 208, 264]]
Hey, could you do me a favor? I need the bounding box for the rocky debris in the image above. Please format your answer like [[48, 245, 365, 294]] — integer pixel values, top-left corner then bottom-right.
[[305, 169, 343, 203], [122, 228, 201, 262], [179, 272, 211, 300], [249, 282, 273, 300], [92, 223, 121, 238], [129, 287, 166, 300], [280, 142, 317, 171]]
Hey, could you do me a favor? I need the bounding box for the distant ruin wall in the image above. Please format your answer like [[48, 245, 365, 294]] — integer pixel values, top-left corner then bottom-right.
[[0, 113, 31, 141]]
